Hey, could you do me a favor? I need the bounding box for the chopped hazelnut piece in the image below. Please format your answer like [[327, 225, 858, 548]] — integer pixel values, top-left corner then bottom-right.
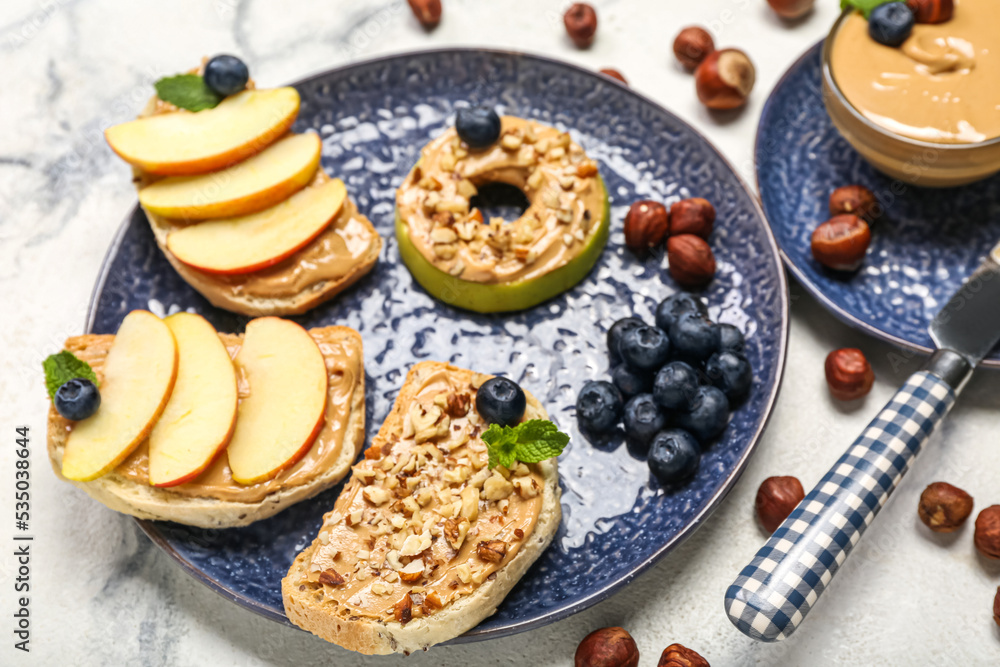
[[318, 569, 345, 586], [477, 539, 508, 563], [443, 517, 471, 550], [398, 559, 425, 583], [513, 476, 540, 499], [393, 593, 414, 625], [363, 486, 392, 506], [400, 531, 432, 557]]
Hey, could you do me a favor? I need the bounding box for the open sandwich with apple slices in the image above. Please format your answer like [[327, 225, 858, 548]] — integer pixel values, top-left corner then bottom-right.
[[282, 361, 568, 655], [104, 59, 381, 317], [44, 310, 366, 528]]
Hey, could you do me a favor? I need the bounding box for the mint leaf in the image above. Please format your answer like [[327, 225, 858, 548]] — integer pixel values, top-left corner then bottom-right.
[[43, 351, 98, 399], [154, 74, 223, 112], [840, 0, 897, 18], [481, 419, 569, 469]]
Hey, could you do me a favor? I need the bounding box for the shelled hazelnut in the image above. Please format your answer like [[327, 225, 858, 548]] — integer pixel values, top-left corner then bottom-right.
[[564, 3, 598, 49], [667, 235, 716, 288], [811, 215, 871, 271], [829, 185, 879, 221], [974, 506, 1000, 559], [624, 200, 669, 255], [993, 587, 1000, 628], [825, 348, 874, 401], [907, 0, 953, 24], [695, 49, 755, 110], [406, 0, 441, 28], [917, 482, 973, 533], [673, 27, 715, 71], [575, 627, 639, 667], [600, 68, 628, 85], [669, 198, 715, 239], [756, 476, 804, 533], [767, 0, 815, 19], [658, 643, 710, 667]]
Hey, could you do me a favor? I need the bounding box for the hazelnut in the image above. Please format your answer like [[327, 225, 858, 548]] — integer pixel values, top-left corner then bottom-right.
[[829, 185, 879, 222], [624, 200, 669, 255], [767, 0, 815, 19], [658, 643, 709, 667], [667, 235, 716, 288], [811, 215, 871, 271], [599, 68, 628, 85], [917, 482, 973, 533], [993, 587, 1000, 628], [906, 0, 953, 23], [406, 0, 441, 29], [564, 3, 598, 49], [575, 627, 639, 667], [673, 27, 715, 71], [755, 476, 805, 533], [695, 49, 755, 110], [824, 348, 875, 401], [669, 198, 716, 239], [974, 506, 1000, 559]]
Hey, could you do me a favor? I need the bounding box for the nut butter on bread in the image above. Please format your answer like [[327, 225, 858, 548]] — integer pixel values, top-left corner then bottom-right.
[[46, 325, 366, 528], [282, 361, 562, 655]]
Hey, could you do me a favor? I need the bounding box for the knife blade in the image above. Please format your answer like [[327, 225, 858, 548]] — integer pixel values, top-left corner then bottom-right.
[[725, 243, 1000, 642]]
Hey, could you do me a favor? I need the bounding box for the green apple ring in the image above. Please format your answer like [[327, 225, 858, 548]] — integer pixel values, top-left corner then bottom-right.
[[395, 116, 611, 313]]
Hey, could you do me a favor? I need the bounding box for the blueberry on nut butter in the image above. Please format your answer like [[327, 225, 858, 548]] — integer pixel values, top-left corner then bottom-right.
[[455, 106, 502, 148], [475, 376, 526, 426]]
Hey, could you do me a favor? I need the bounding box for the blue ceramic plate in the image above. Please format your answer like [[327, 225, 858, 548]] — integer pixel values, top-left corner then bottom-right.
[[86, 49, 788, 642], [757, 41, 1000, 367]]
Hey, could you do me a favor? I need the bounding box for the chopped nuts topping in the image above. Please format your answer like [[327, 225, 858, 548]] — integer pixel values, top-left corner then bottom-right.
[[318, 569, 345, 586], [477, 540, 508, 563], [393, 593, 414, 625]]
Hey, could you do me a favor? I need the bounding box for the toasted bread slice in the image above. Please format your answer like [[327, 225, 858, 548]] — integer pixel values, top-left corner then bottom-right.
[[131, 93, 382, 317], [282, 361, 561, 655], [46, 326, 365, 528]]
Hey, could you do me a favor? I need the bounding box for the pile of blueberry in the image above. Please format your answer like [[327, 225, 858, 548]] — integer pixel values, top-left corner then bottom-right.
[[575, 293, 752, 485]]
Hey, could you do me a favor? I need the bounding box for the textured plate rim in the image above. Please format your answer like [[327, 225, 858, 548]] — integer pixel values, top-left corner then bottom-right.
[[85, 46, 790, 644], [754, 39, 999, 369]]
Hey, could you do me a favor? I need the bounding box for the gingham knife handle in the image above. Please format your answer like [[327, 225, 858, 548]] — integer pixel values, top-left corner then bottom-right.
[[724, 371, 957, 642]]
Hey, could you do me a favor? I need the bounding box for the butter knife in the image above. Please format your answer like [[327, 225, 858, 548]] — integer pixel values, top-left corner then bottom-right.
[[724, 243, 1000, 642]]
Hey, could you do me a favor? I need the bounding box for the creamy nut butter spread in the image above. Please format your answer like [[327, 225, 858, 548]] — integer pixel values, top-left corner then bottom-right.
[[298, 365, 544, 624], [60, 331, 360, 502], [396, 116, 605, 283], [831, 0, 1000, 144]]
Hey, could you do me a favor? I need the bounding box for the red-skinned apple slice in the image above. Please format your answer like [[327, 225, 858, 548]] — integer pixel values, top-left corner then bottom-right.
[[165, 179, 347, 274], [148, 313, 239, 487], [62, 311, 178, 482], [104, 88, 300, 176], [138, 133, 321, 222], [226, 318, 328, 485]]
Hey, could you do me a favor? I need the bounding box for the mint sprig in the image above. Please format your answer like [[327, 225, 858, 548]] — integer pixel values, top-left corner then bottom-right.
[[840, 0, 897, 18], [43, 351, 98, 399], [154, 74, 223, 112], [481, 419, 570, 470]]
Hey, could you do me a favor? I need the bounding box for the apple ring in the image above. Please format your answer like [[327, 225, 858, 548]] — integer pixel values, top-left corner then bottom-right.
[[395, 116, 610, 313]]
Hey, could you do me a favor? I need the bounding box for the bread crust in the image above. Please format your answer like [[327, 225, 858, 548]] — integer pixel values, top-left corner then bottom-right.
[[46, 326, 366, 528], [281, 361, 562, 654]]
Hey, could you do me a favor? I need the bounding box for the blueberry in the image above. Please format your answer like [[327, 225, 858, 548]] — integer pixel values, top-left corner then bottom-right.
[[576, 381, 623, 433], [623, 394, 667, 446], [647, 429, 701, 483], [654, 292, 708, 333], [475, 377, 526, 426], [611, 363, 652, 398], [705, 351, 753, 401], [869, 2, 914, 47], [669, 311, 720, 363], [676, 385, 730, 443], [607, 317, 646, 365], [653, 361, 701, 411], [620, 325, 671, 371], [718, 323, 746, 354], [54, 378, 101, 421], [455, 107, 502, 149], [203, 55, 249, 96]]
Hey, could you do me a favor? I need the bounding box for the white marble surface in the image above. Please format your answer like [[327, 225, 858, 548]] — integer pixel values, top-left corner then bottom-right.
[[2, 0, 999, 664]]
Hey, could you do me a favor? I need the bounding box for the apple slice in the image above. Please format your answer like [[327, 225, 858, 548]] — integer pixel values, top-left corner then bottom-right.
[[138, 133, 321, 222], [105, 88, 300, 176], [147, 313, 238, 487], [62, 311, 178, 482], [226, 318, 328, 485], [165, 178, 347, 274]]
